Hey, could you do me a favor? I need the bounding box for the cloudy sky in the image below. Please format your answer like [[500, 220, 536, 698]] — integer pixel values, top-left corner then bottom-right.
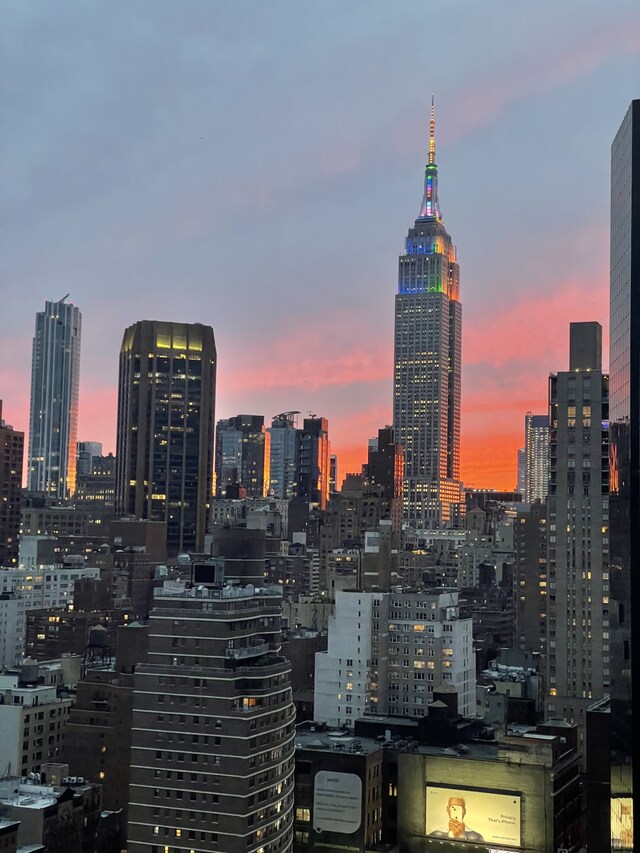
[[2, 1, 639, 488]]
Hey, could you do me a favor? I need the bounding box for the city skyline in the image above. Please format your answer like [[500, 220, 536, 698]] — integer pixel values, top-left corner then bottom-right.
[[3, 2, 640, 489]]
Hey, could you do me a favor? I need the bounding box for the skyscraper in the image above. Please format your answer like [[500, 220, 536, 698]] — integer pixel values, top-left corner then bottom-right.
[[393, 99, 463, 528], [28, 297, 81, 498], [297, 417, 330, 510], [609, 98, 639, 852], [268, 411, 300, 499], [115, 321, 216, 554], [524, 413, 550, 503], [517, 447, 526, 495], [127, 526, 296, 852], [215, 414, 270, 498], [545, 323, 609, 752], [0, 402, 24, 566]]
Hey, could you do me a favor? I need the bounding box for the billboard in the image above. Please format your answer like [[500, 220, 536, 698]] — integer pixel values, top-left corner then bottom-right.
[[313, 771, 362, 834], [425, 786, 521, 848]]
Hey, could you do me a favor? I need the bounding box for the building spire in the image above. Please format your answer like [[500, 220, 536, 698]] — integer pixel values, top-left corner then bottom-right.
[[429, 94, 436, 165], [419, 95, 441, 220]]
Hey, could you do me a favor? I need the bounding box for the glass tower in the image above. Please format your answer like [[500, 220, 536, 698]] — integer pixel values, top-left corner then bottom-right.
[[393, 99, 463, 527], [609, 98, 640, 852], [115, 321, 216, 555], [28, 297, 81, 499]]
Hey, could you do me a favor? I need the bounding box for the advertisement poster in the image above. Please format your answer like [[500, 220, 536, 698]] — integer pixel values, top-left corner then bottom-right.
[[425, 786, 521, 847], [313, 771, 362, 834]]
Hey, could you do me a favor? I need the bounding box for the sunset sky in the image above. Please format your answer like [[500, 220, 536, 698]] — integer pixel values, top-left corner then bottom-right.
[[2, 1, 639, 489]]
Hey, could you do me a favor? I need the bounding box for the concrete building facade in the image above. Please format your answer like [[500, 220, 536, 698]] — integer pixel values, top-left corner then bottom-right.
[[546, 323, 610, 753], [127, 574, 296, 852], [314, 588, 475, 728]]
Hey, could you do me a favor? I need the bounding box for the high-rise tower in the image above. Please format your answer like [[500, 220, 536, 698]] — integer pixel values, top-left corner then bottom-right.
[[0, 402, 24, 566], [115, 321, 216, 554], [215, 414, 270, 498], [545, 323, 609, 752], [609, 98, 640, 851], [268, 411, 300, 499], [28, 297, 81, 498], [524, 412, 550, 503], [393, 99, 463, 527]]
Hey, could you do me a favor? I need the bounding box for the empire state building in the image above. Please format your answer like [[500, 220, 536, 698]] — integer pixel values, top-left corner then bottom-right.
[[393, 100, 463, 527]]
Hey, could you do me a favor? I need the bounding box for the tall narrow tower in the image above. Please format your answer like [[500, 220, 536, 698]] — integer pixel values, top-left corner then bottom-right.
[[393, 99, 463, 527], [609, 98, 640, 850], [545, 323, 609, 746], [28, 297, 81, 499]]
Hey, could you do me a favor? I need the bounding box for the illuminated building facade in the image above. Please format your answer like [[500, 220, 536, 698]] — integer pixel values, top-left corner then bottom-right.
[[28, 297, 81, 499], [115, 321, 216, 554], [297, 417, 330, 511], [545, 323, 609, 755], [609, 98, 639, 853], [393, 100, 463, 528], [397, 725, 582, 852], [524, 412, 549, 503]]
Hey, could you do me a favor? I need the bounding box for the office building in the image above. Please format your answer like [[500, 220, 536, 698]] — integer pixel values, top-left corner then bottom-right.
[[74, 452, 116, 530], [215, 414, 270, 498], [609, 98, 640, 851], [0, 403, 24, 566], [126, 528, 296, 852], [297, 417, 330, 510], [545, 323, 609, 756], [20, 495, 88, 538], [314, 588, 475, 728], [393, 100, 463, 528], [517, 447, 526, 494], [268, 411, 300, 500], [28, 297, 81, 499], [76, 441, 102, 477], [524, 412, 549, 503], [514, 501, 547, 656], [329, 453, 338, 494], [115, 321, 216, 554]]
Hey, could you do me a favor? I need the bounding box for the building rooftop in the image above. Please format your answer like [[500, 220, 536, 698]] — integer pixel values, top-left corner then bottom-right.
[[0, 777, 94, 810], [295, 725, 382, 756]]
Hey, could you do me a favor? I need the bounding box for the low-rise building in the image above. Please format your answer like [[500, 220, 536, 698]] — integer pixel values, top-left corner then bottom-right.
[[397, 723, 582, 852], [0, 673, 71, 775], [293, 724, 383, 852], [0, 776, 101, 853]]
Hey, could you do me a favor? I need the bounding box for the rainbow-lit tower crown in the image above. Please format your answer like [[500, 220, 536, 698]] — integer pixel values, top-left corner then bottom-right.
[[399, 97, 458, 300], [419, 95, 441, 220]]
